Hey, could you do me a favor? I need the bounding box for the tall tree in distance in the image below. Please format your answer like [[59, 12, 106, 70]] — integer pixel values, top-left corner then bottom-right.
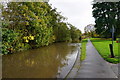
[[84, 24, 97, 38]]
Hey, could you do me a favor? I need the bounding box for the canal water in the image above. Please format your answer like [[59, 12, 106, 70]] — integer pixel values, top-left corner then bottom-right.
[[2, 43, 80, 78]]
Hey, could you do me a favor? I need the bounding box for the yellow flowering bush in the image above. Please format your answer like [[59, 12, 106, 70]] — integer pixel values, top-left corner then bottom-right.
[[23, 35, 34, 43]]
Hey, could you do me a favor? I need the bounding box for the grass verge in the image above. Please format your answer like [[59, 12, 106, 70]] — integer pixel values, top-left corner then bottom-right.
[[90, 38, 119, 64], [80, 39, 87, 61]]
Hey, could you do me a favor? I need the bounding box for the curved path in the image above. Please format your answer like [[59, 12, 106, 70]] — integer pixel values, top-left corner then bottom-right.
[[75, 39, 117, 78], [67, 39, 118, 78]]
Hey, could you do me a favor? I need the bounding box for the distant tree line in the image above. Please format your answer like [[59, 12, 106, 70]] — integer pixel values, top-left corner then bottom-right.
[[1, 2, 81, 54]]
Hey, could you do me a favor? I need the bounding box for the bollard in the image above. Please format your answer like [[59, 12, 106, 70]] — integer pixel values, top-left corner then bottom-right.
[[118, 38, 120, 63], [109, 44, 114, 58]]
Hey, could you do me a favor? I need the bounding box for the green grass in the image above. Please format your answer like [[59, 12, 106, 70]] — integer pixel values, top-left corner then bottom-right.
[[90, 38, 119, 64], [80, 39, 87, 61]]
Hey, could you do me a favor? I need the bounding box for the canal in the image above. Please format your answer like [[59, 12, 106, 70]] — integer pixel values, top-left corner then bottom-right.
[[2, 42, 80, 78]]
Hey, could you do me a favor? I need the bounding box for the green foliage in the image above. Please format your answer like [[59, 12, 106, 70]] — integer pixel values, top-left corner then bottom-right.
[[35, 26, 53, 47], [2, 2, 55, 54], [1, 2, 82, 54], [2, 29, 19, 54], [92, 2, 120, 37], [54, 22, 71, 42], [69, 24, 81, 42]]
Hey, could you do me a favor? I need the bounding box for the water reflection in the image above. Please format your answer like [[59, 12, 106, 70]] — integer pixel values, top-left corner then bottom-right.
[[2, 43, 80, 78]]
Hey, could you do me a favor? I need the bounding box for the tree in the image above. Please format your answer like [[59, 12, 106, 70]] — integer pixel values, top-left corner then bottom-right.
[[84, 24, 98, 37], [2, 2, 55, 47], [92, 2, 120, 38], [1, 2, 82, 54], [68, 23, 81, 42], [55, 22, 71, 42], [1, 2, 60, 54]]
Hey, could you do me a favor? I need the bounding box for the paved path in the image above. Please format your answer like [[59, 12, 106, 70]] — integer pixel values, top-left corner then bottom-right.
[[108, 62, 119, 77], [75, 39, 117, 78]]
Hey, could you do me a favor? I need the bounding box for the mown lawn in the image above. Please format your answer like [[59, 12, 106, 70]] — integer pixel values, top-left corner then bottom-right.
[[80, 39, 87, 61], [90, 38, 119, 64]]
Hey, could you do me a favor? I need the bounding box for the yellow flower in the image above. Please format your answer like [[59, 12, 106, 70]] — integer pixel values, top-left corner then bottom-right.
[[23, 36, 29, 43], [23, 14, 25, 16], [25, 40, 29, 43], [29, 36, 34, 40]]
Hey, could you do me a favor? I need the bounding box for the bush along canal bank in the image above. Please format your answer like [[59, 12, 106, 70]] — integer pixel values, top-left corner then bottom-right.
[[1, 2, 82, 55], [57, 43, 81, 78], [2, 43, 81, 78]]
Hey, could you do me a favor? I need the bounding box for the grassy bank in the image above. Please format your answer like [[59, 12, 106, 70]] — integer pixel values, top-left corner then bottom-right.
[[80, 39, 87, 61], [90, 38, 119, 64]]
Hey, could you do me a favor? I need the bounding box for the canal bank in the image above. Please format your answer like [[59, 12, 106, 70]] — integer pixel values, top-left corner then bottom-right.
[[57, 43, 81, 78], [66, 44, 81, 78]]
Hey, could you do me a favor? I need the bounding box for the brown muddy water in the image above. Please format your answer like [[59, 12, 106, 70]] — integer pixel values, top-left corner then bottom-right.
[[2, 43, 80, 78]]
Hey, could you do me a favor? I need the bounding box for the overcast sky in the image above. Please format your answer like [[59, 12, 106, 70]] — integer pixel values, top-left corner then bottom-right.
[[49, 0, 95, 33]]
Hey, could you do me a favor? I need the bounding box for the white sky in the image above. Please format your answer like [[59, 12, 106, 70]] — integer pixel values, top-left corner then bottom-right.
[[49, 0, 95, 33]]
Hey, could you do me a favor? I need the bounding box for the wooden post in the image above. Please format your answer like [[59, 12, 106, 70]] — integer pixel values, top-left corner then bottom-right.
[[109, 44, 114, 58]]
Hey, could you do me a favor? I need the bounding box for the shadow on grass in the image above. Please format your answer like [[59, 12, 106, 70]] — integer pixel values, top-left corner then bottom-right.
[[90, 38, 112, 42]]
